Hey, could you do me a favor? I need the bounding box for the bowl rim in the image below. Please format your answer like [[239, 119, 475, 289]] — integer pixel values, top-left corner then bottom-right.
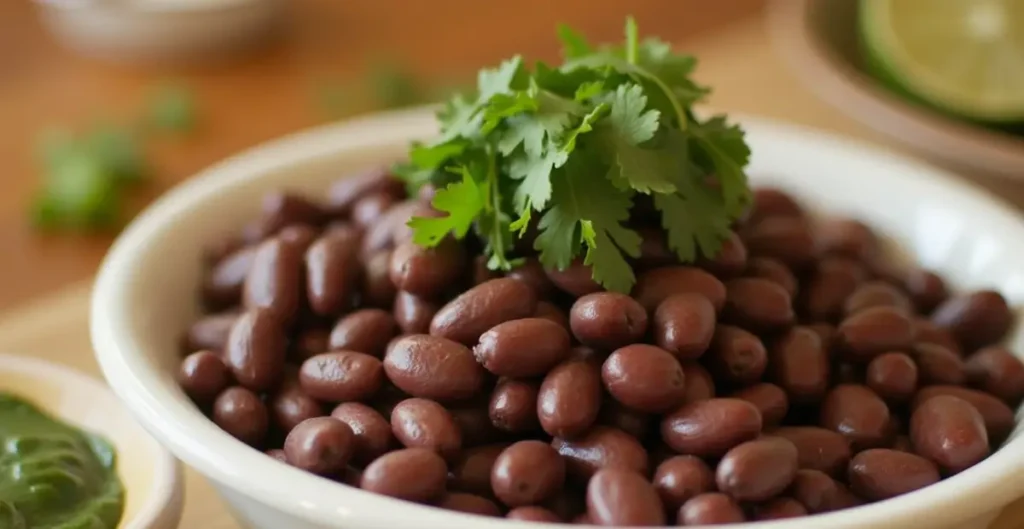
[[766, 0, 1024, 181], [92, 105, 1024, 528], [0, 353, 183, 529]]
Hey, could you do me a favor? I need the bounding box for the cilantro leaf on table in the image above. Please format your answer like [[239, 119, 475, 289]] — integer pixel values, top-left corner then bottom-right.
[[146, 84, 197, 134], [394, 16, 752, 293]]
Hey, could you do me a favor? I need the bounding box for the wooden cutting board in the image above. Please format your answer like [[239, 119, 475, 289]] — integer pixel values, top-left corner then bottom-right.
[[2, 15, 1023, 529]]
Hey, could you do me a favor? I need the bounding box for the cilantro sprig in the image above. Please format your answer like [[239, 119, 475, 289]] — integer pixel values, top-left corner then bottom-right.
[[395, 17, 752, 293]]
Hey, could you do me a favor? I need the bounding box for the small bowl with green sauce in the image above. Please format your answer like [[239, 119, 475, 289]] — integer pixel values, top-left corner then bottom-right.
[[0, 354, 183, 529]]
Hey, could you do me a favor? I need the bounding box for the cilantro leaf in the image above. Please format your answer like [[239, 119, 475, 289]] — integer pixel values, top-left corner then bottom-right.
[[147, 84, 196, 134], [534, 154, 641, 293], [692, 116, 752, 211], [595, 84, 682, 194], [478, 56, 527, 101], [408, 167, 483, 246], [557, 25, 592, 59], [654, 175, 732, 262], [637, 39, 709, 106]]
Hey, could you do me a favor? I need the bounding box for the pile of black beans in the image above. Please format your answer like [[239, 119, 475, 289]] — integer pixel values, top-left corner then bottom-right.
[[177, 169, 1024, 526]]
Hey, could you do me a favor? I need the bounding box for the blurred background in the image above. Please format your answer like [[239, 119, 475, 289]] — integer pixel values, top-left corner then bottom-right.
[[1, 0, 1023, 312]]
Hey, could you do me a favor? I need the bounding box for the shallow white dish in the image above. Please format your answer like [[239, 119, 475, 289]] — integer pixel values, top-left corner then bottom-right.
[[0, 353, 183, 529], [92, 106, 1024, 529], [34, 0, 284, 64]]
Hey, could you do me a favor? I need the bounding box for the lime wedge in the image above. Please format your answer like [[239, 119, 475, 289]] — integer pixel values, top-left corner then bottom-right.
[[860, 0, 1024, 122]]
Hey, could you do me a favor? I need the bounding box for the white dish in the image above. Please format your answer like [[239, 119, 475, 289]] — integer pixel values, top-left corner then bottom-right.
[[33, 0, 284, 64], [92, 106, 1024, 529], [0, 353, 183, 529]]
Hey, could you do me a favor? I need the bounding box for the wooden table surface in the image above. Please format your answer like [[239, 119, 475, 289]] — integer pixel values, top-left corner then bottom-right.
[[2, 11, 1024, 528], [0, 0, 764, 313]]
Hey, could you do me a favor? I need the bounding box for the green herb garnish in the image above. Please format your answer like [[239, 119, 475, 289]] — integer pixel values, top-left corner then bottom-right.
[[145, 83, 197, 134], [396, 17, 752, 293]]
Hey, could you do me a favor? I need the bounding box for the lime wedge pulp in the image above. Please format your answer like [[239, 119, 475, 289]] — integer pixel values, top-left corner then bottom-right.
[[860, 0, 1024, 123]]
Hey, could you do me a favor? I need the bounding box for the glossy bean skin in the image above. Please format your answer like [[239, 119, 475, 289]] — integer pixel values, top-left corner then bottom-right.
[[633, 267, 726, 313], [183, 312, 239, 353], [743, 216, 816, 270], [598, 401, 652, 439], [383, 335, 485, 402], [753, 498, 807, 520], [904, 269, 948, 313], [491, 441, 566, 507], [450, 404, 505, 449], [911, 343, 965, 385], [866, 352, 918, 403], [360, 200, 431, 257], [450, 443, 509, 496], [331, 402, 393, 465], [706, 325, 767, 385], [213, 386, 269, 446], [652, 455, 715, 511], [911, 395, 989, 473], [553, 426, 649, 481], [815, 218, 876, 260], [932, 290, 1012, 351], [837, 306, 914, 362], [178, 350, 231, 403], [771, 327, 830, 403], [716, 437, 799, 502], [820, 384, 891, 451], [328, 309, 397, 357], [844, 281, 913, 316], [437, 493, 502, 517], [746, 257, 798, 298], [586, 469, 666, 527], [390, 398, 462, 460], [225, 308, 287, 392], [505, 258, 554, 297], [283, 417, 355, 476], [506, 506, 562, 522], [660, 398, 763, 457], [772, 427, 851, 477], [653, 294, 717, 360], [361, 251, 398, 308], [801, 257, 866, 322], [913, 386, 1015, 443], [533, 301, 570, 331], [326, 169, 405, 217], [299, 351, 384, 402], [848, 449, 940, 501], [602, 344, 686, 413], [360, 448, 448, 503], [545, 260, 603, 298], [305, 230, 361, 316], [538, 358, 602, 438], [243, 237, 305, 324], [912, 318, 962, 355], [700, 231, 748, 278], [269, 378, 324, 433], [965, 347, 1024, 404], [475, 318, 571, 377], [393, 291, 439, 334], [203, 246, 256, 309], [749, 187, 804, 221], [681, 362, 716, 403], [430, 278, 538, 345], [730, 383, 788, 428], [724, 277, 795, 331], [789, 469, 858, 513], [389, 239, 466, 299], [569, 293, 648, 350], [489, 379, 540, 433], [351, 192, 399, 227], [677, 493, 746, 526]]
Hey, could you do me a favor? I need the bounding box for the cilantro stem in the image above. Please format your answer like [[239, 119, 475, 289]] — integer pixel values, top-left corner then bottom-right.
[[625, 17, 639, 65], [485, 147, 510, 269]]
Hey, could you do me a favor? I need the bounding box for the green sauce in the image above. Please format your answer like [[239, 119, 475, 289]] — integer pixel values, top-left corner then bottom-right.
[[0, 393, 124, 529]]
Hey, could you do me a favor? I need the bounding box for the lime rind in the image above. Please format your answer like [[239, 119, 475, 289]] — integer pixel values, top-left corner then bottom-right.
[[860, 0, 1024, 123]]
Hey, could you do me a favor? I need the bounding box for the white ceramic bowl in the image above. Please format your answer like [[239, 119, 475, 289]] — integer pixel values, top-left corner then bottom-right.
[[92, 107, 1024, 529], [0, 354, 183, 529], [34, 0, 284, 64]]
